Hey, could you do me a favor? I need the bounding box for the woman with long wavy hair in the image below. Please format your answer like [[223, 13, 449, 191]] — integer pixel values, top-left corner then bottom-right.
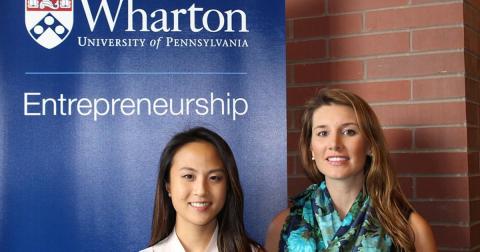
[[265, 89, 436, 251], [141, 127, 263, 252]]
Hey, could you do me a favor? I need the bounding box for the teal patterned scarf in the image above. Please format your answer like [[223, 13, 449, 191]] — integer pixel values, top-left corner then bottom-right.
[[279, 181, 393, 251]]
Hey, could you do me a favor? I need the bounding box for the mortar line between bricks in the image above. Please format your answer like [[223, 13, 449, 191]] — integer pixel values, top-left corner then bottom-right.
[[465, 25, 480, 37], [291, 118, 466, 128], [472, 244, 480, 251], [436, 247, 470, 252], [286, 24, 464, 43], [286, 1, 462, 20], [465, 99, 480, 106], [369, 97, 465, 105], [400, 173, 469, 177], [465, 50, 480, 60], [286, 73, 466, 87], [364, 1, 463, 13], [465, 0, 480, 13], [465, 75, 480, 83], [411, 198, 470, 202], [390, 149, 467, 153], [288, 102, 467, 115], [383, 124, 466, 129], [287, 48, 465, 65]]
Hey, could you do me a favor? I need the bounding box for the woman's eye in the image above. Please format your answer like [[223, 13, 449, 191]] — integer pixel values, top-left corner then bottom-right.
[[182, 174, 194, 181], [343, 129, 357, 136], [209, 175, 223, 182], [317, 131, 328, 137]]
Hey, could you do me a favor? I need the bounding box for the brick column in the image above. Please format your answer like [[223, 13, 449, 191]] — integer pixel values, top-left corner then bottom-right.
[[286, 0, 479, 251]]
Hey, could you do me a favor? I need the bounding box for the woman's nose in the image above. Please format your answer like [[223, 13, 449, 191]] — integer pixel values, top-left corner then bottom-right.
[[193, 178, 207, 196], [327, 133, 342, 151], [328, 145, 340, 151]]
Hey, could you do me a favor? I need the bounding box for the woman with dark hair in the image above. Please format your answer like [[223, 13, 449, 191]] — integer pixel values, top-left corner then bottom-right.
[[265, 89, 436, 251], [141, 127, 262, 252]]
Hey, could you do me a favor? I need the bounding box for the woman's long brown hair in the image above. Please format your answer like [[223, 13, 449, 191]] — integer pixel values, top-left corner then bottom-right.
[[299, 88, 415, 251], [148, 127, 262, 251]]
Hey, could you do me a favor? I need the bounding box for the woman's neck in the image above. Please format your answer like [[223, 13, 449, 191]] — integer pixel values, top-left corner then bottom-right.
[[325, 176, 364, 219], [175, 219, 217, 252]]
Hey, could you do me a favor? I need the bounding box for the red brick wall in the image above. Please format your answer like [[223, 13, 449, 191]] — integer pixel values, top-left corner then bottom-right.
[[465, 1, 480, 251], [286, 0, 479, 251]]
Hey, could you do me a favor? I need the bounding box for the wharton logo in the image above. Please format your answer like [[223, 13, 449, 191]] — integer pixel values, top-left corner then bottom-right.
[[25, 0, 73, 49], [24, 0, 249, 49]]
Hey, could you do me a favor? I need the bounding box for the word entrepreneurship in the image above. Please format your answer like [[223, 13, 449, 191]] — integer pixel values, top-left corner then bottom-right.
[[24, 92, 248, 121]]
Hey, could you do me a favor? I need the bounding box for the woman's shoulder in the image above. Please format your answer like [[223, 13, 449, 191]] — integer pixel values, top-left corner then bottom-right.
[[408, 212, 437, 251], [138, 241, 166, 252], [268, 208, 291, 236], [138, 247, 153, 252], [271, 208, 291, 227], [138, 233, 174, 252], [264, 208, 290, 252], [138, 244, 156, 252]]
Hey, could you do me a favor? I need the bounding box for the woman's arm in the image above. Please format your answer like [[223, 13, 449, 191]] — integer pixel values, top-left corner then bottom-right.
[[264, 208, 290, 252], [409, 212, 437, 251]]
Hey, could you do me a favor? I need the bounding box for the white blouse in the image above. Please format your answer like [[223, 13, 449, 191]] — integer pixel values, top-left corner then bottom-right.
[[139, 225, 219, 252]]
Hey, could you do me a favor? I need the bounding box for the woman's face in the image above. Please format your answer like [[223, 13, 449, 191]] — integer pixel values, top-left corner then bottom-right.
[[310, 104, 370, 183], [167, 141, 227, 229]]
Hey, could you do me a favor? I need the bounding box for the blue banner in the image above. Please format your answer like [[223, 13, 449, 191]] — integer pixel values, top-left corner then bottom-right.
[[0, 0, 285, 251]]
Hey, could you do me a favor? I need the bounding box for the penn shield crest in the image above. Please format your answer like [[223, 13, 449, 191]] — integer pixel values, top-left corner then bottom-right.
[[25, 0, 73, 49]]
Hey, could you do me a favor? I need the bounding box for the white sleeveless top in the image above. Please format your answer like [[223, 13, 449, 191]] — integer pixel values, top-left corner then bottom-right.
[[139, 226, 219, 252]]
